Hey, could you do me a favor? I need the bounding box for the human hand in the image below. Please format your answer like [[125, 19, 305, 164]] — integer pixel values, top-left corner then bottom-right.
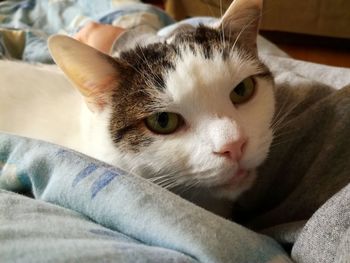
[[74, 22, 126, 54]]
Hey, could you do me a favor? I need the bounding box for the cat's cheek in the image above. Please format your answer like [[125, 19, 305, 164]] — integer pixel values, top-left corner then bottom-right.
[[110, 122, 158, 153], [242, 130, 273, 170], [238, 79, 275, 168]]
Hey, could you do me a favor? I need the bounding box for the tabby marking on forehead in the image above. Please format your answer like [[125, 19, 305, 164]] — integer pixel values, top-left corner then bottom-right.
[[109, 43, 177, 152], [119, 44, 176, 90], [172, 24, 257, 60]]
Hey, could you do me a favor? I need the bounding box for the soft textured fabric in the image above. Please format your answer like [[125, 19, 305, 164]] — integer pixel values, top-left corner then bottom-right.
[[110, 20, 350, 262], [233, 58, 350, 262], [0, 133, 290, 263], [292, 183, 350, 262], [1, 190, 197, 263], [1, 1, 350, 262], [0, 0, 174, 62], [119, 19, 350, 261]]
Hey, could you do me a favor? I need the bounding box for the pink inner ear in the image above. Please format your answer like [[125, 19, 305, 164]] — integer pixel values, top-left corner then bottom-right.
[[83, 75, 118, 112]]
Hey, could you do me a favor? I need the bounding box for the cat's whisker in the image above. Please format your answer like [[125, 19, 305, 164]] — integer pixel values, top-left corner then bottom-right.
[[120, 57, 163, 93], [152, 179, 175, 188], [219, 0, 227, 51], [176, 180, 201, 195], [271, 101, 301, 130], [273, 124, 300, 137], [270, 135, 304, 149], [272, 97, 296, 123], [271, 87, 303, 130], [161, 178, 186, 190], [270, 127, 304, 146], [272, 113, 299, 132], [271, 97, 292, 128], [272, 135, 302, 146], [272, 137, 302, 149], [154, 178, 178, 188], [230, 7, 273, 55], [134, 45, 166, 89], [148, 163, 218, 191], [149, 165, 193, 184], [155, 178, 175, 188], [272, 132, 298, 143], [124, 163, 141, 178], [231, 15, 261, 53], [150, 173, 180, 185]]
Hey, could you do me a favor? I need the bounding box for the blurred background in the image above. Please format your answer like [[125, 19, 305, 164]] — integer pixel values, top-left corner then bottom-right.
[[146, 0, 350, 68]]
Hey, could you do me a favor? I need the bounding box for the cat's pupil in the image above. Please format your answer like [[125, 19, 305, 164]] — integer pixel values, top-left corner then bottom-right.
[[157, 113, 169, 128], [235, 83, 246, 97]]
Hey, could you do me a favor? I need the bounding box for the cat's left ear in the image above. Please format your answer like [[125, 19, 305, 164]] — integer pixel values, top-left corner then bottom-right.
[[48, 35, 119, 112], [220, 0, 262, 50]]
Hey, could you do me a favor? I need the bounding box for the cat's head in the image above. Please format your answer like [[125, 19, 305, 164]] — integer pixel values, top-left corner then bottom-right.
[[49, 0, 274, 200]]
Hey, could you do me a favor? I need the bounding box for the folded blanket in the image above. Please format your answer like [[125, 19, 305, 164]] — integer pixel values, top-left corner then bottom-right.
[[105, 19, 350, 263], [0, 1, 173, 62], [0, 133, 290, 263], [1, 1, 350, 262], [292, 183, 350, 262], [1, 189, 198, 263], [1, 75, 349, 263], [233, 62, 350, 262]]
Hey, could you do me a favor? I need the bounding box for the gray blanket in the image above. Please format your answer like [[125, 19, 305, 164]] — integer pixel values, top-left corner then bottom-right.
[[1, 54, 349, 263], [1, 0, 350, 260], [233, 54, 350, 262]]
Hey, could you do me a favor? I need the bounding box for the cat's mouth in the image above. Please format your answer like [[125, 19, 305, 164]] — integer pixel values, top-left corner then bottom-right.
[[210, 168, 256, 197], [218, 169, 250, 188]]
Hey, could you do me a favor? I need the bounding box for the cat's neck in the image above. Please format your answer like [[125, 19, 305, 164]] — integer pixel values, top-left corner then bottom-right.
[[178, 188, 235, 219]]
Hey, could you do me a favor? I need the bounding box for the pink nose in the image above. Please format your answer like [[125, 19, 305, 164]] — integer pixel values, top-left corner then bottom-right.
[[214, 138, 247, 162]]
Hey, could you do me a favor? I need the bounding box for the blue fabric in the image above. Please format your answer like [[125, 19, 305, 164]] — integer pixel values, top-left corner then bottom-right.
[[0, 1, 174, 62], [0, 132, 291, 262]]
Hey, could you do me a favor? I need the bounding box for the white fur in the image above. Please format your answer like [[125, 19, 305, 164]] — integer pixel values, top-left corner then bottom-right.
[[0, 61, 83, 149], [0, 0, 272, 217], [98, 46, 275, 201], [0, 45, 274, 205], [0, 47, 274, 221], [0, 60, 117, 161]]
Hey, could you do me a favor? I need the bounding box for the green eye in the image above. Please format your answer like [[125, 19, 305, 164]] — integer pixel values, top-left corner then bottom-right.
[[230, 77, 255, 104], [145, 112, 181, 135]]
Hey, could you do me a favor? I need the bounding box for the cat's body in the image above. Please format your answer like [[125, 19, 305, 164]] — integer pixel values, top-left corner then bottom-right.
[[0, 0, 275, 213], [0, 61, 82, 150], [0, 60, 120, 166], [0, 59, 147, 180]]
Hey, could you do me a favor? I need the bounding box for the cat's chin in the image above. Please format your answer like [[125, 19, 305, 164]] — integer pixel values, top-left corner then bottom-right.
[[209, 170, 257, 200]]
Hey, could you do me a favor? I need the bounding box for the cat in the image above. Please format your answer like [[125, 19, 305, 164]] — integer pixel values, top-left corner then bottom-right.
[[0, 0, 274, 210]]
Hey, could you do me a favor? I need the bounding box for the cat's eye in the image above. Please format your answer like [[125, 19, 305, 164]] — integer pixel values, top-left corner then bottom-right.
[[145, 112, 182, 135], [230, 77, 255, 104]]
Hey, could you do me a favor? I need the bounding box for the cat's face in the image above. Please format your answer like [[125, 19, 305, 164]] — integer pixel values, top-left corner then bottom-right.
[[49, 0, 274, 200]]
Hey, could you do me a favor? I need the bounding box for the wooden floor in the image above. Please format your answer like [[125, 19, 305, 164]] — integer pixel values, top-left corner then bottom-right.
[[261, 31, 350, 68]]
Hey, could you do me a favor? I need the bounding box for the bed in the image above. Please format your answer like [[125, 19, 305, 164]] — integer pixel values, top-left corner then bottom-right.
[[1, 1, 349, 262]]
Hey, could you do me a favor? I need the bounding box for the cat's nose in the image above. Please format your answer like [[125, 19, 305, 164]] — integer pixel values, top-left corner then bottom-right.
[[214, 138, 247, 162]]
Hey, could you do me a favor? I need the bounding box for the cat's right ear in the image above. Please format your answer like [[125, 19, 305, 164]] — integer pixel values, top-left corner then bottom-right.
[[48, 35, 119, 112], [220, 0, 263, 50]]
